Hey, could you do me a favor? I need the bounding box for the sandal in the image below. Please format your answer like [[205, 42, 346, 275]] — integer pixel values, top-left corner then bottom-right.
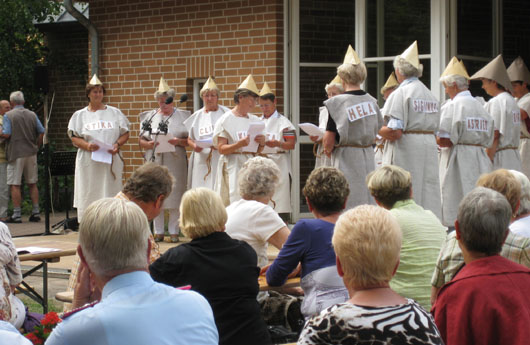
[[154, 235, 165, 242], [170, 235, 180, 243]]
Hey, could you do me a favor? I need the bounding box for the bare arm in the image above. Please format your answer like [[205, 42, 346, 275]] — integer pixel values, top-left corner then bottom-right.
[[217, 136, 250, 155], [268, 226, 290, 250], [379, 126, 403, 141], [436, 137, 453, 148], [322, 131, 336, 157], [71, 136, 99, 152]]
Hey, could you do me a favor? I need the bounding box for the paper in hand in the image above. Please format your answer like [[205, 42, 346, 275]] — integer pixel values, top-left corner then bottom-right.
[[153, 133, 175, 153], [91, 139, 113, 164], [194, 137, 214, 149], [299, 123, 324, 139], [243, 121, 265, 152]]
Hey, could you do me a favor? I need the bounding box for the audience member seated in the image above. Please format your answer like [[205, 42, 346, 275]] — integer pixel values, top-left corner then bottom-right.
[[432, 187, 530, 345], [150, 188, 271, 345], [430, 169, 530, 305], [366, 165, 446, 309], [298, 205, 443, 345], [509, 169, 530, 237], [46, 198, 218, 345], [264, 167, 349, 319]]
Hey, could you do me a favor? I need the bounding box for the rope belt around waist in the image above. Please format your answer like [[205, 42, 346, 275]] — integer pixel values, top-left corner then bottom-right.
[[335, 144, 372, 148], [521, 136, 530, 140], [403, 130, 435, 135], [230, 152, 269, 157], [456, 143, 485, 148], [497, 146, 519, 152]]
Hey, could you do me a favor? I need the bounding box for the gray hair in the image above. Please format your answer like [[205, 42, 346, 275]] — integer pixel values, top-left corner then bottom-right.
[[457, 187, 511, 255], [200, 86, 220, 98], [324, 83, 344, 94], [393, 56, 423, 78], [9, 91, 24, 105], [79, 198, 150, 277], [154, 88, 176, 100], [337, 62, 367, 86], [238, 156, 280, 199], [440, 74, 469, 90], [510, 170, 530, 215]]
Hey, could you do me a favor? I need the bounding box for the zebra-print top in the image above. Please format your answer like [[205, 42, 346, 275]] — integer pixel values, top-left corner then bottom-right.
[[297, 299, 444, 345]]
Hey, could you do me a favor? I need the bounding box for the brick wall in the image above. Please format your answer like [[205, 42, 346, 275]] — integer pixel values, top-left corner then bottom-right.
[[87, 0, 284, 177]]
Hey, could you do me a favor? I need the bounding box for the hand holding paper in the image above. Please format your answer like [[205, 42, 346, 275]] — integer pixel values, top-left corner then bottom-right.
[[91, 139, 113, 164], [299, 123, 324, 139]]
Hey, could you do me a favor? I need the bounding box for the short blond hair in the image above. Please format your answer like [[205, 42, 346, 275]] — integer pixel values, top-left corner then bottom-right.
[[337, 62, 367, 86], [80, 198, 150, 277], [179, 188, 227, 239], [333, 205, 402, 289], [476, 169, 521, 214], [366, 165, 412, 208], [238, 157, 280, 199]]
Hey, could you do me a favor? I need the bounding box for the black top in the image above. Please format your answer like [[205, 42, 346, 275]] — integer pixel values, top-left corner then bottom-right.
[[150, 231, 271, 345], [325, 90, 368, 142]]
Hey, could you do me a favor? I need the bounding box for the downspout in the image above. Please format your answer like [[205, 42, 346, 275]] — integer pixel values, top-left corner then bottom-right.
[[64, 0, 99, 76]]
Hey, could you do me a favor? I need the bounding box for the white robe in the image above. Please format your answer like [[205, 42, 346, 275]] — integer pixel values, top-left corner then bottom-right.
[[438, 91, 494, 226], [184, 105, 229, 190], [140, 108, 190, 209], [382, 78, 442, 219], [314, 106, 332, 168], [325, 92, 383, 210], [517, 93, 530, 178], [485, 92, 521, 171], [212, 111, 264, 205], [259, 111, 295, 213], [68, 106, 129, 221]]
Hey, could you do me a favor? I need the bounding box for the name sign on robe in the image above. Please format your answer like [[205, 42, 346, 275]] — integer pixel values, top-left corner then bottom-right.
[[199, 124, 214, 137], [84, 121, 115, 131], [513, 110, 521, 124], [346, 102, 377, 123], [412, 99, 439, 113], [265, 132, 279, 141], [466, 117, 489, 132]]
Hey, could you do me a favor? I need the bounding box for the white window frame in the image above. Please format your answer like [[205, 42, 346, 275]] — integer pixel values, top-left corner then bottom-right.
[[193, 78, 207, 112]]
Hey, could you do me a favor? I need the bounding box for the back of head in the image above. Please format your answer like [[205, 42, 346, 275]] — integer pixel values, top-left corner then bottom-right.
[[180, 188, 227, 239], [509, 170, 530, 216], [439, 74, 469, 91], [393, 56, 423, 78], [9, 91, 24, 105], [238, 156, 280, 199], [476, 169, 520, 214], [123, 163, 174, 203], [332, 205, 402, 289], [337, 62, 367, 86], [303, 167, 349, 216], [366, 165, 412, 209], [457, 187, 511, 255], [79, 198, 150, 276]]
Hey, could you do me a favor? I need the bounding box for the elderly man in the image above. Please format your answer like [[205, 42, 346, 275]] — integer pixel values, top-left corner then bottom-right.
[[2, 91, 44, 223], [0, 100, 11, 222], [432, 187, 530, 345], [46, 198, 218, 345]]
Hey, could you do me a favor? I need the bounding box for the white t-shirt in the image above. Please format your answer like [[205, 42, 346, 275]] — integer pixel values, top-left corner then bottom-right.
[[225, 199, 286, 268], [510, 216, 530, 238]]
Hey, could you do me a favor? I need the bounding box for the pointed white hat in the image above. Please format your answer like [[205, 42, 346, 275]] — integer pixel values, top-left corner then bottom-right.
[[343, 45, 361, 65], [441, 56, 470, 79], [259, 82, 274, 97], [507, 56, 530, 84], [201, 76, 219, 93], [329, 75, 342, 85], [399, 41, 420, 69], [380, 72, 399, 95], [470, 54, 513, 92], [89, 74, 103, 86], [158, 77, 170, 93], [237, 74, 260, 95]]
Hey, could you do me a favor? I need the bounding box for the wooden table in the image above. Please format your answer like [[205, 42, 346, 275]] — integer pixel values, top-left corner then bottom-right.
[[17, 249, 77, 313], [258, 276, 301, 291]]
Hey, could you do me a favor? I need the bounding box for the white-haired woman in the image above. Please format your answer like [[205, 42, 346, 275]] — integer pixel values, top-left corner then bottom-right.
[[379, 41, 441, 219], [437, 58, 494, 227], [185, 77, 230, 189], [150, 188, 271, 345], [312, 76, 344, 168], [509, 169, 530, 237], [298, 205, 444, 345], [68, 75, 129, 222], [139, 78, 190, 243], [322, 47, 383, 209]]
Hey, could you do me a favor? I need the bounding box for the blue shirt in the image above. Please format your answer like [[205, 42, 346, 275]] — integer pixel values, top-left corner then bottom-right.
[[266, 218, 337, 286], [45, 271, 218, 345], [3, 105, 45, 135]]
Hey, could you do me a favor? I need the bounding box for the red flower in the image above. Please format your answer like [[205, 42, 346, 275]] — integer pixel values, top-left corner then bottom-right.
[[41, 311, 61, 327]]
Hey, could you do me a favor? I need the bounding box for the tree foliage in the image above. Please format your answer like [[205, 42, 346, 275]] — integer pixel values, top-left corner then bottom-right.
[[0, 0, 60, 108]]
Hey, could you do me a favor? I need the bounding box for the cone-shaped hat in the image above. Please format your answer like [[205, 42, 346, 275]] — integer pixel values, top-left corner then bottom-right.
[[158, 77, 170, 93], [89, 74, 103, 86], [507, 56, 530, 84], [470, 54, 513, 92], [441, 56, 470, 79], [237, 74, 260, 95], [399, 41, 420, 69], [259, 82, 274, 96], [343, 45, 361, 65], [380, 72, 399, 95], [201, 76, 218, 93], [329, 75, 342, 85]]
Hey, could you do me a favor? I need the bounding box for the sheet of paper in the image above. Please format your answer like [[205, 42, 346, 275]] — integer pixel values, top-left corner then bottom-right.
[[299, 123, 324, 139], [243, 121, 265, 152], [195, 137, 213, 149], [91, 139, 113, 165], [152, 133, 175, 153], [17, 247, 61, 255]]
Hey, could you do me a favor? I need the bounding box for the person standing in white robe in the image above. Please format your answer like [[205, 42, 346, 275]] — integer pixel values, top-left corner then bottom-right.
[[258, 82, 296, 214], [213, 74, 265, 205], [375, 72, 399, 169], [323, 45, 383, 210], [379, 41, 442, 219], [437, 57, 494, 227], [139, 78, 190, 243], [507, 57, 530, 178], [68, 75, 130, 222], [185, 77, 229, 190], [471, 54, 521, 171]]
